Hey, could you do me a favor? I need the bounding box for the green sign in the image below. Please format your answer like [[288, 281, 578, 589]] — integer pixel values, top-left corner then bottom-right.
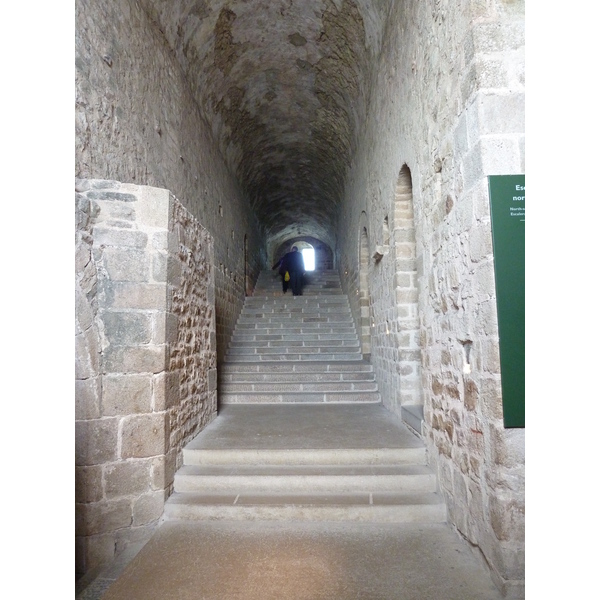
[[488, 175, 525, 428]]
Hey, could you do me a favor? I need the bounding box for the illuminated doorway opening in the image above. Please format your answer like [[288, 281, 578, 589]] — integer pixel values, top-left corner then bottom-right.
[[301, 248, 315, 271], [290, 241, 315, 272]]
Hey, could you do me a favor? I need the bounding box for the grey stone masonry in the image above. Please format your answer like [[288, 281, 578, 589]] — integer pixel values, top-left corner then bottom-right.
[[75, 179, 217, 575]]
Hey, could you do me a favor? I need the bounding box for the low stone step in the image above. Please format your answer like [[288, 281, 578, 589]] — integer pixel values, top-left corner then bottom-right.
[[234, 324, 357, 333], [227, 345, 362, 355], [218, 390, 381, 404], [163, 491, 446, 523], [243, 297, 350, 305], [220, 361, 374, 374], [173, 464, 437, 493], [236, 316, 354, 325], [220, 381, 378, 393], [244, 298, 349, 306], [242, 304, 350, 312], [230, 333, 359, 342], [224, 353, 365, 362], [228, 339, 360, 349], [182, 446, 427, 467], [220, 371, 375, 383]]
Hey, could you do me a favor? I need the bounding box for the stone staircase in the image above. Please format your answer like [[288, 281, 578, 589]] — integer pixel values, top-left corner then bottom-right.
[[163, 270, 446, 524], [219, 270, 379, 404]]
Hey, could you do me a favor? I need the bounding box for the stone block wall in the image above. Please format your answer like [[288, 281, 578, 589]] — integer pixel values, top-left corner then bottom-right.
[[76, 0, 266, 369], [75, 179, 217, 575], [337, 1, 525, 597]]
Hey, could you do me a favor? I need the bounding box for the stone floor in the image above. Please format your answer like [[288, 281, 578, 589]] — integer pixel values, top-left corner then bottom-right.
[[76, 519, 504, 600], [75, 404, 507, 599]]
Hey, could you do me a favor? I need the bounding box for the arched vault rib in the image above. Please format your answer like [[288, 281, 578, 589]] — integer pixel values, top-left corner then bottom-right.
[[139, 0, 389, 249]]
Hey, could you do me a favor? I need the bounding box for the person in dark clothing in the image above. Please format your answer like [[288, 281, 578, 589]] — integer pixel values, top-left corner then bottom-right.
[[272, 246, 305, 295], [284, 247, 305, 296], [272, 254, 289, 293]]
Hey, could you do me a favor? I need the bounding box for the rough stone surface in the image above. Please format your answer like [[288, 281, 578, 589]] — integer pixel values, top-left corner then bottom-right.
[[75, 0, 525, 596], [75, 182, 218, 575]]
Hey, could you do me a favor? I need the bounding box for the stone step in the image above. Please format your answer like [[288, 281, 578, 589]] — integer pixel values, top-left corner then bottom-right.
[[220, 371, 375, 383], [220, 381, 378, 393], [182, 446, 427, 466], [230, 333, 359, 342], [226, 345, 362, 356], [220, 361, 374, 374], [237, 312, 353, 326], [224, 353, 365, 362], [233, 324, 357, 333], [228, 339, 360, 349], [254, 271, 344, 296], [238, 307, 352, 323], [174, 464, 437, 493], [219, 390, 381, 404], [242, 297, 350, 305], [163, 491, 446, 523], [244, 297, 349, 305]]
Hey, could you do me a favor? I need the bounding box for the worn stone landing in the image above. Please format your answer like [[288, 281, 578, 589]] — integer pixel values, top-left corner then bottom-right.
[[184, 404, 422, 451], [98, 520, 503, 600]]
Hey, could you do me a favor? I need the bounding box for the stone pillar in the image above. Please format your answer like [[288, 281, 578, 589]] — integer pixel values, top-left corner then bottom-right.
[[75, 179, 216, 575]]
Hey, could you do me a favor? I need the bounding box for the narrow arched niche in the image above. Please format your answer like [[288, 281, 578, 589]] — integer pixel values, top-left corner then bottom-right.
[[393, 165, 422, 409], [358, 215, 372, 357]]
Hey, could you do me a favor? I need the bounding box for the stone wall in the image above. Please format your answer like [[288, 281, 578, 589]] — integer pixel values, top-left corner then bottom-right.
[[75, 180, 217, 575], [337, 0, 525, 597], [75, 0, 266, 367]]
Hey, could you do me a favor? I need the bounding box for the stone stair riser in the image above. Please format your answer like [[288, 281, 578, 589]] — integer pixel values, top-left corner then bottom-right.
[[221, 363, 374, 373], [163, 500, 446, 523], [231, 334, 359, 341], [175, 475, 437, 494], [219, 393, 381, 404], [220, 382, 378, 393], [182, 448, 428, 466], [224, 354, 366, 362], [228, 340, 360, 348], [220, 373, 375, 383]]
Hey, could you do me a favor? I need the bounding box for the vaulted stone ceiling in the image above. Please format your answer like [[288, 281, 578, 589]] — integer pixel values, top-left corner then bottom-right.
[[140, 0, 390, 250]]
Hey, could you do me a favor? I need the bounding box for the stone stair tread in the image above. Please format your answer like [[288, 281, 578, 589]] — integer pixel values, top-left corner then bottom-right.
[[174, 465, 437, 493], [229, 339, 360, 346], [227, 343, 359, 349], [220, 382, 377, 391], [163, 491, 446, 523], [183, 448, 427, 466], [176, 463, 434, 477], [167, 491, 444, 506], [221, 378, 375, 386], [221, 361, 374, 372], [224, 352, 362, 362], [219, 393, 381, 404], [221, 374, 375, 383]]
